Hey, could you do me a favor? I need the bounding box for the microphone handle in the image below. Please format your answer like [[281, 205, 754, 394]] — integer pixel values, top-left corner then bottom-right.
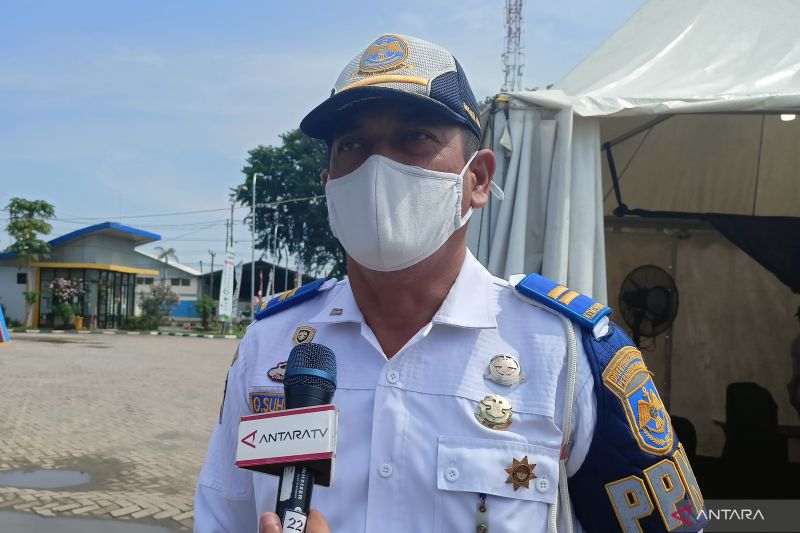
[[276, 464, 315, 532]]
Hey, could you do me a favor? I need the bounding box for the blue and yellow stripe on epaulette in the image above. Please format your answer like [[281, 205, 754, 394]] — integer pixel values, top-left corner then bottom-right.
[[514, 273, 611, 331], [254, 278, 331, 321]]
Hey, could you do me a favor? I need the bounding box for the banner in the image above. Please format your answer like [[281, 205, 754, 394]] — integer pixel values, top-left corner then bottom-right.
[[232, 260, 244, 313], [218, 248, 236, 321]]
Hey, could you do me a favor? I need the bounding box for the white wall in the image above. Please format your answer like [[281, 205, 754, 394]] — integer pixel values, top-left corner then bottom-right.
[[0, 265, 28, 324], [133, 264, 198, 316]]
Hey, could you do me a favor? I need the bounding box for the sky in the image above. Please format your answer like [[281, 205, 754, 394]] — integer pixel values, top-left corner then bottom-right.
[[0, 0, 647, 272]]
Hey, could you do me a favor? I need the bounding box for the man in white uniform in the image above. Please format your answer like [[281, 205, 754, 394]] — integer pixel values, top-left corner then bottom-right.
[[196, 35, 705, 533]]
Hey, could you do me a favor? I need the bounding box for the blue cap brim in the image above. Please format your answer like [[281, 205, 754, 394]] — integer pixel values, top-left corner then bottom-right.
[[300, 86, 479, 143]]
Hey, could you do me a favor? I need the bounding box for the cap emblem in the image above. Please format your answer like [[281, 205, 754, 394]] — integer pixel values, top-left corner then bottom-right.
[[359, 34, 408, 74]]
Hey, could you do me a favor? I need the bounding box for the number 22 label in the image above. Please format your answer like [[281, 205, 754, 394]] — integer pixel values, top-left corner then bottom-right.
[[284, 510, 307, 532]]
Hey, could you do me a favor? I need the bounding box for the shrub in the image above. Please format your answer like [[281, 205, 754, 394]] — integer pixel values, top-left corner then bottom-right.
[[120, 315, 160, 331], [140, 283, 179, 325], [195, 296, 216, 330]]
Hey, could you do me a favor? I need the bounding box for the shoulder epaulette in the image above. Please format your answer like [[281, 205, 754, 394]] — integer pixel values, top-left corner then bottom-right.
[[513, 273, 612, 333], [254, 278, 334, 321]]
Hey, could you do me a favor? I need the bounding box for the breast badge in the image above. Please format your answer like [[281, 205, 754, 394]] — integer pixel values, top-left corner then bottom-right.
[[505, 456, 536, 490], [602, 346, 674, 455], [268, 361, 287, 382], [475, 394, 513, 430], [485, 354, 526, 386], [292, 325, 316, 346]]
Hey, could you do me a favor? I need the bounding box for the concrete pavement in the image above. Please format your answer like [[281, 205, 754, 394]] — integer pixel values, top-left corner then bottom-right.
[[0, 333, 239, 530]]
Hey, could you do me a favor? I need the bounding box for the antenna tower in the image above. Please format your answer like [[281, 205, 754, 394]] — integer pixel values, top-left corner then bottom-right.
[[501, 0, 524, 92]]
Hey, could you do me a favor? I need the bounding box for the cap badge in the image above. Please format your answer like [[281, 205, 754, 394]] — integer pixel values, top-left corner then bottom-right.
[[359, 34, 408, 74], [505, 456, 536, 490], [475, 394, 513, 430], [292, 325, 316, 346], [485, 354, 526, 386], [268, 361, 287, 382]]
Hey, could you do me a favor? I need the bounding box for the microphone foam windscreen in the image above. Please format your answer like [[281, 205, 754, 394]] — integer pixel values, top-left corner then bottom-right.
[[285, 343, 337, 394]]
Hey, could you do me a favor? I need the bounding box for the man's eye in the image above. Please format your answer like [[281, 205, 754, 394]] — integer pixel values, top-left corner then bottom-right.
[[405, 131, 431, 142], [337, 139, 363, 152]]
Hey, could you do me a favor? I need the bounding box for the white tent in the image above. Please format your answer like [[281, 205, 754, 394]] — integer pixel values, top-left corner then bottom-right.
[[470, 0, 800, 293], [470, 0, 800, 456]]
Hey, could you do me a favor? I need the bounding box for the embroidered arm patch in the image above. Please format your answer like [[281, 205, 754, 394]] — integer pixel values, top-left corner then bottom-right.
[[569, 325, 707, 532]]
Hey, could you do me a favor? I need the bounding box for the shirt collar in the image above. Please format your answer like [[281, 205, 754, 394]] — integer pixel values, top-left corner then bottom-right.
[[308, 281, 364, 325], [307, 250, 497, 330], [431, 250, 497, 329]]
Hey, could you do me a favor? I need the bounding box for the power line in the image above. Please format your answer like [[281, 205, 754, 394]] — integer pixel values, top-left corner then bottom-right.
[[50, 195, 324, 221]]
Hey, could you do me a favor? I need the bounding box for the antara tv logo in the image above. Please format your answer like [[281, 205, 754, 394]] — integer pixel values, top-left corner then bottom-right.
[[241, 428, 330, 449]]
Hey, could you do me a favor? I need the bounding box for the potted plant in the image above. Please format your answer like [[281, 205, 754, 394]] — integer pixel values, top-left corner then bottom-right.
[[49, 277, 85, 329]]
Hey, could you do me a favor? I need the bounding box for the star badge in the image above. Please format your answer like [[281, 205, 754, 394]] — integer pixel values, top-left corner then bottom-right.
[[505, 456, 536, 490]]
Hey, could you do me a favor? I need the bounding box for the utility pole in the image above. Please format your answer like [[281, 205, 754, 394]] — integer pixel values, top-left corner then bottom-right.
[[501, 0, 524, 92], [208, 250, 216, 304], [229, 201, 235, 249], [251, 173, 258, 316]]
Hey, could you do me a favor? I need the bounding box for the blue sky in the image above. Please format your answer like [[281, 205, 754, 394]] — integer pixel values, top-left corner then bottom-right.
[[0, 0, 646, 270]]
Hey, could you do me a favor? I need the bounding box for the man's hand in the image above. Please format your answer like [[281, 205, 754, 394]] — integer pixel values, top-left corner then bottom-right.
[[259, 510, 330, 533]]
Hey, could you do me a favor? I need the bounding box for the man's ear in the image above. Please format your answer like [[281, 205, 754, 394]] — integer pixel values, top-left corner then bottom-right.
[[468, 149, 496, 209], [320, 168, 330, 187]]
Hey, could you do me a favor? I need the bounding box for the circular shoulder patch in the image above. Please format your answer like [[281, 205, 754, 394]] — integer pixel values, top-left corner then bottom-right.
[[360, 34, 408, 73]]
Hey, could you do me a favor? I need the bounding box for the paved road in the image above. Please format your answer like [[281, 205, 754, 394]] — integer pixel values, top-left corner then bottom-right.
[[0, 333, 239, 531]]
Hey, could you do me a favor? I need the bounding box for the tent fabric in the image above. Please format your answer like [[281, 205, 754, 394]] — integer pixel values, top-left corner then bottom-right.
[[708, 215, 800, 294], [556, 0, 800, 117], [555, 0, 800, 218], [468, 93, 608, 302]]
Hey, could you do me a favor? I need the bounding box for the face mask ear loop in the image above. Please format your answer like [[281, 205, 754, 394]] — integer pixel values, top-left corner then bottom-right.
[[459, 207, 474, 228], [459, 150, 480, 178]]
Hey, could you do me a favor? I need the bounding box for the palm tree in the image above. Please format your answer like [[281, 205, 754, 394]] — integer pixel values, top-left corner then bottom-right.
[[153, 246, 179, 284]]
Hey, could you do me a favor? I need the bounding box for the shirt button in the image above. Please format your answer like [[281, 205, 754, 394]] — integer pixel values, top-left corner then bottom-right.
[[386, 369, 400, 384], [445, 467, 460, 482], [536, 478, 550, 493], [379, 463, 393, 478]]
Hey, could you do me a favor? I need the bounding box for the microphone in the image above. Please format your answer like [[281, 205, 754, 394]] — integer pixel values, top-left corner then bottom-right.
[[275, 343, 337, 531]]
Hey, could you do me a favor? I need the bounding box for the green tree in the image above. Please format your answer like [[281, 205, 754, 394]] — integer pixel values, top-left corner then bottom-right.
[[237, 129, 345, 279], [4, 198, 56, 326], [195, 295, 216, 330]]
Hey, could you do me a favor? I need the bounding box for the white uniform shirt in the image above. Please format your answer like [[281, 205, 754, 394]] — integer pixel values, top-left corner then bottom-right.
[[195, 252, 596, 532]]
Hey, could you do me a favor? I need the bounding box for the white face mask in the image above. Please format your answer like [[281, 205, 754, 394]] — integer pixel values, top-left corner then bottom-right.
[[325, 152, 479, 272]]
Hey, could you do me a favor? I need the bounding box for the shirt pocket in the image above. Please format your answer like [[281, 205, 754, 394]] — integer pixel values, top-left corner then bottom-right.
[[435, 435, 560, 533]]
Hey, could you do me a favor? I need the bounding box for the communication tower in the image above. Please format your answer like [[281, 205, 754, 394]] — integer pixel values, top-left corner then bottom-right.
[[501, 0, 524, 92]]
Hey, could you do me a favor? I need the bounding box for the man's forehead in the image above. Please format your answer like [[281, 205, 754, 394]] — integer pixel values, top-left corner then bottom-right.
[[334, 102, 459, 136]]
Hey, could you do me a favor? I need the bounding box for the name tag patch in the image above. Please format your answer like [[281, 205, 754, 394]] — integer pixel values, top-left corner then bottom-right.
[[249, 391, 286, 414]]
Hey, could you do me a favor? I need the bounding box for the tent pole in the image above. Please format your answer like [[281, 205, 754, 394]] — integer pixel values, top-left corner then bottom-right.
[[603, 143, 627, 216]]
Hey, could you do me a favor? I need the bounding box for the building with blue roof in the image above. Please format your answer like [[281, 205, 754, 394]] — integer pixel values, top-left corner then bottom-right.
[[0, 222, 200, 328]]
